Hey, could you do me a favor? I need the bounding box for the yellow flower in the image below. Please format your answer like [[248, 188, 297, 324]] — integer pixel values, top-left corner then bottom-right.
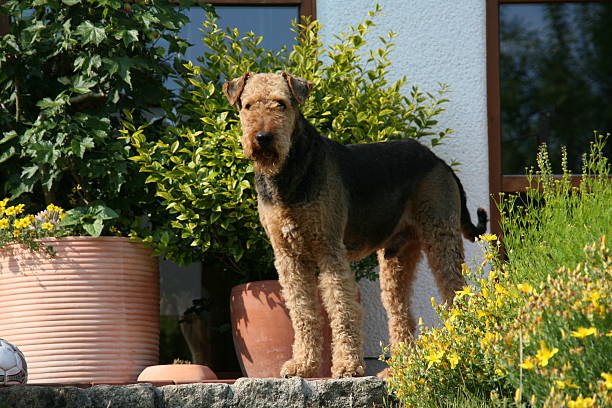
[[448, 354, 460, 369], [4, 204, 25, 216], [479, 234, 498, 242], [13, 215, 34, 229], [571, 327, 598, 339], [0, 198, 8, 208], [519, 357, 534, 370], [517, 283, 534, 294], [555, 379, 579, 389], [601, 372, 612, 389], [455, 285, 473, 299], [42, 222, 55, 231], [13, 230, 20, 237], [424, 350, 444, 368], [46, 204, 64, 213], [535, 341, 558, 367], [514, 387, 522, 403], [567, 396, 595, 408], [583, 289, 602, 307], [0, 218, 8, 228]]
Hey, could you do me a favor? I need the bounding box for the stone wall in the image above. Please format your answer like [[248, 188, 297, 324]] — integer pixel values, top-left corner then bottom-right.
[[0, 377, 387, 408]]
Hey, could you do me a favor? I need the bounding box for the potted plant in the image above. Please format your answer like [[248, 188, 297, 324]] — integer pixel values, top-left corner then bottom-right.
[[0, 199, 160, 384], [127, 8, 453, 378], [0, 0, 212, 382]]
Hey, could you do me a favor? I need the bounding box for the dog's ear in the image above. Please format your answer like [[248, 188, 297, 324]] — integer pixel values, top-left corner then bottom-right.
[[223, 73, 251, 107], [282, 72, 313, 105]]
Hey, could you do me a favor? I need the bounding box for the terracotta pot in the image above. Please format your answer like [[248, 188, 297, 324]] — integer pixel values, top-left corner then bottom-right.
[[230, 280, 332, 378], [137, 364, 216, 384], [0, 236, 159, 384]]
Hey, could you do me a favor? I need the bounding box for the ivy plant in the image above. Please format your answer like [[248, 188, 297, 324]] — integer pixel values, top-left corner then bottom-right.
[[127, 7, 452, 282], [0, 0, 212, 234]]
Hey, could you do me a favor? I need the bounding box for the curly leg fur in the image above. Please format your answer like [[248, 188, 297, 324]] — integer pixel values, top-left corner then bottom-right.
[[275, 253, 322, 378], [318, 254, 365, 378]]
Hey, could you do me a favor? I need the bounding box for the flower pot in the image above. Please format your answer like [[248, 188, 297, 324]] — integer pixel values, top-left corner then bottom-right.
[[137, 364, 217, 384], [0, 236, 159, 384], [230, 280, 332, 378]]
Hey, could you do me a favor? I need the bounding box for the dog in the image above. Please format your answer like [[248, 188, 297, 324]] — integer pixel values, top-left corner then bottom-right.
[[223, 72, 487, 378]]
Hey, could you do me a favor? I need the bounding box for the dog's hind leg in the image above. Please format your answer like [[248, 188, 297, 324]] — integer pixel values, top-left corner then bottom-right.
[[423, 227, 466, 305], [275, 253, 323, 378], [377, 239, 421, 347], [318, 248, 365, 378]]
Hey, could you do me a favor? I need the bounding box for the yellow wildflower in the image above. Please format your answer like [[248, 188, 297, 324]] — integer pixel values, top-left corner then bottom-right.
[[0, 198, 8, 207], [424, 349, 444, 368], [448, 354, 460, 369], [535, 341, 558, 367], [455, 285, 473, 299], [583, 289, 602, 307], [479, 234, 498, 242], [0, 218, 8, 228], [514, 387, 522, 403], [567, 395, 595, 408], [13, 230, 20, 237], [42, 222, 55, 231], [601, 372, 612, 389], [555, 379, 579, 389], [571, 327, 598, 339], [517, 283, 534, 294], [519, 357, 534, 370]]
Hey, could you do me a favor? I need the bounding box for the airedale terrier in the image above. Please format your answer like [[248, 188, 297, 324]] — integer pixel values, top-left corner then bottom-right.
[[223, 72, 487, 378]]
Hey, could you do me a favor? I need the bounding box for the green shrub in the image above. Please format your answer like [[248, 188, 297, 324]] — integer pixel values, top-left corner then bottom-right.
[[386, 135, 611, 407], [127, 6, 452, 281], [0, 0, 210, 233]]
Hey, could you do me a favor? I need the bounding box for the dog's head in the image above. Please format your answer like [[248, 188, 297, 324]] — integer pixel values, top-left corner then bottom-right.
[[223, 72, 313, 174]]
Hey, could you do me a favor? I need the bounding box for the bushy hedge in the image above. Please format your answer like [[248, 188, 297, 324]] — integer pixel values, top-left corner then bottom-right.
[[386, 135, 611, 407]]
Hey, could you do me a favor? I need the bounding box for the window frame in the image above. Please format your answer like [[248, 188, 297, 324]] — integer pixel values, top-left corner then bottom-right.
[[486, 0, 612, 235]]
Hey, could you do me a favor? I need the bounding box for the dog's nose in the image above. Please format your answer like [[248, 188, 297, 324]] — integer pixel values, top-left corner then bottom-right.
[[255, 132, 274, 147]]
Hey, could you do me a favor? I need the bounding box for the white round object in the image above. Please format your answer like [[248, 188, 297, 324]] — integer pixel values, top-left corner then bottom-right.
[[0, 338, 27, 385]]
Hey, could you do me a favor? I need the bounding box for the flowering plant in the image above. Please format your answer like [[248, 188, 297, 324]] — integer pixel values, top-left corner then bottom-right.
[[1, 198, 72, 254]]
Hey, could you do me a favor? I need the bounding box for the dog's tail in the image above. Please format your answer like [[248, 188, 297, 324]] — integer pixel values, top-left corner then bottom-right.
[[451, 171, 488, 242]]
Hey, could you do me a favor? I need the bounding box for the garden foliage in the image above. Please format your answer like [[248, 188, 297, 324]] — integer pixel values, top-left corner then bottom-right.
[[386, 135, 611, 407], [0, 0, 211, 234], [127, 7, 452, 280]]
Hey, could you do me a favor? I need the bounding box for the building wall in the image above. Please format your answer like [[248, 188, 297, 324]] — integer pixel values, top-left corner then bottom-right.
[[317, 0, 489, 374]]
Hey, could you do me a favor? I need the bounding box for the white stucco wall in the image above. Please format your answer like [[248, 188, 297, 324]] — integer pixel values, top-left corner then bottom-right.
[[317, 0, 490, 374]]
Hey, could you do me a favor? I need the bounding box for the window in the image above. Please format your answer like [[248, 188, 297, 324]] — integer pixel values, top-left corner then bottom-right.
[[486, 0, 612, 234]]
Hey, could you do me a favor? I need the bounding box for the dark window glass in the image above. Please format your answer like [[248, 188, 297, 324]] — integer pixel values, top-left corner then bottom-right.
[[180, 5, 298, 64], [500, 3, 612, 174]]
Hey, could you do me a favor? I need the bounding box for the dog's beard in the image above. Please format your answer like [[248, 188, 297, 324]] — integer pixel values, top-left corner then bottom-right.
[[247, 145, 282, 174]]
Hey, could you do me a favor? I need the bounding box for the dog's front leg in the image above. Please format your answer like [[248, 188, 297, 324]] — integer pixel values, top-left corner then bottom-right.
[[317, 251, 365, 378], [275, 252, 322, 378]]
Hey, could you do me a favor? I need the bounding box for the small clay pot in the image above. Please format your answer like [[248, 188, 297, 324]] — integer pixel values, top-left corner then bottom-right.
[[137, 364, 217, 383]]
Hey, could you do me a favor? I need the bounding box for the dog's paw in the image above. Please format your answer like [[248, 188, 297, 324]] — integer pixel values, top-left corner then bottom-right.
[[376, 367, 390, 379], [280, 359, 318, 378], [331, 361, 365, 378]]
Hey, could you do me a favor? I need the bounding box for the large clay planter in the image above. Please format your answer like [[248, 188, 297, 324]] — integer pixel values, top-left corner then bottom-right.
[[0, 236, 159, 384], [230, 280, 332, 378]]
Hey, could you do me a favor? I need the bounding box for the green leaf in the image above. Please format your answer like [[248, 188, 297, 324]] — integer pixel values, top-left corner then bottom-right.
[[61, 0, 80, 5], [71, 76, 97, 94], [75, 21, 107, 46]]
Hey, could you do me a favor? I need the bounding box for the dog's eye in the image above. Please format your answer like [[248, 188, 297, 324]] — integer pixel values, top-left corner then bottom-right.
[[276, 101, 286, 110], [244, 103, 252, 111]]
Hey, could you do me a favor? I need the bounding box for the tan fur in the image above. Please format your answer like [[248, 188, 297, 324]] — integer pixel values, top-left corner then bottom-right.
[[224, 72, 485, 379]]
